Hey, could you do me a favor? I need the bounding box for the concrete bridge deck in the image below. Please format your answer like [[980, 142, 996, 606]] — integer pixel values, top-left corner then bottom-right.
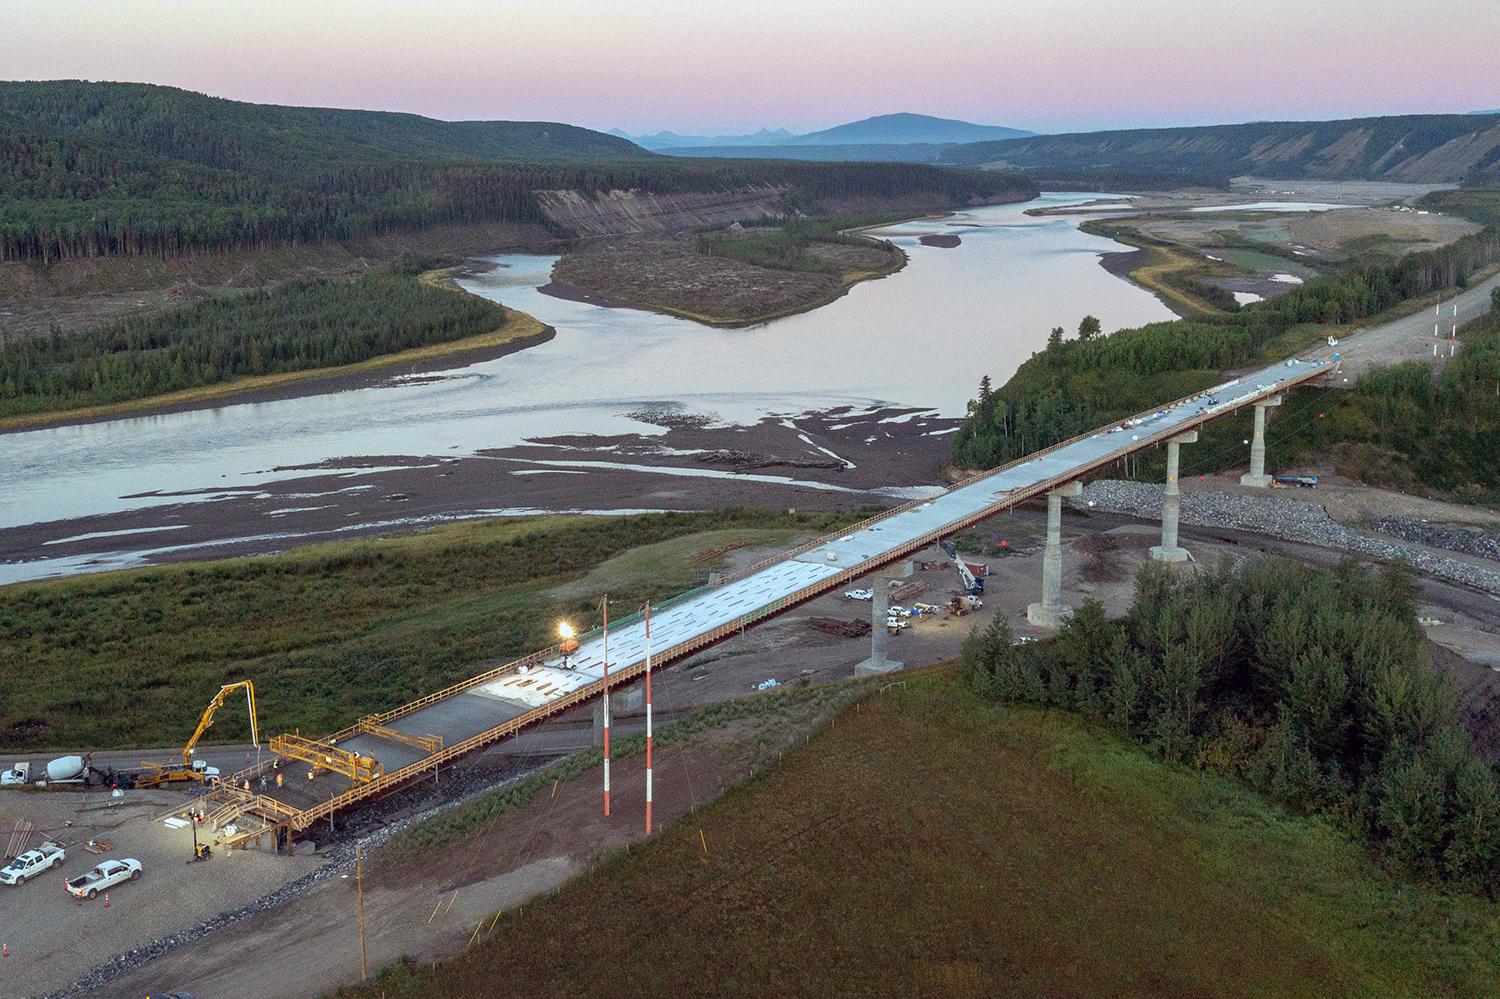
[[225, 355, 1334, 831]]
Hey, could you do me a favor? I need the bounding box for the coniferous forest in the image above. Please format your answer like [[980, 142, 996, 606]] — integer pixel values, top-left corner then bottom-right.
[[0, 271, 507, 417], [961, 558, 1500, 893]]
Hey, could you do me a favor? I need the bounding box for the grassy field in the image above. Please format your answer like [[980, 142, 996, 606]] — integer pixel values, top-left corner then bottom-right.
[[0, 510, 853, 752], [1078, 219, 1234, 317], [331, 672, 1500, 998]]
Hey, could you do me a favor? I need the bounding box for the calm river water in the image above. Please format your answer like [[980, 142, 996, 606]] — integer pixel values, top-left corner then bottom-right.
[[0, 193, 1174, 567]]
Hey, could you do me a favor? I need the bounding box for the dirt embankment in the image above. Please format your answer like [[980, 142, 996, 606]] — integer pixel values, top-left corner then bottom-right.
[[534, 186, 1033, 239], [535, 187, 789, 237]]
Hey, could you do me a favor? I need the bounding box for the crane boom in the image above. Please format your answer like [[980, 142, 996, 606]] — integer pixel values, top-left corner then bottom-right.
[[183, 680, 258, 766], [938, 540, 984, 595]]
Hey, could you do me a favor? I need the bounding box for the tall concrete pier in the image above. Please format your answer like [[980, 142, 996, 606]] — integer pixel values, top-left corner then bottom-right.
[[857, 561, 911, 675], [1151, 430, 1197, 563], [1239, 395, 1281, 487], [1027, 481, 1082, 628]]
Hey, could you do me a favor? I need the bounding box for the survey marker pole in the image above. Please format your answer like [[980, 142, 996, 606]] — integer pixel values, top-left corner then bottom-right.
[[602, 594, 611, 817], [356, 843, 368, 982], [644, 600, 653, 836]]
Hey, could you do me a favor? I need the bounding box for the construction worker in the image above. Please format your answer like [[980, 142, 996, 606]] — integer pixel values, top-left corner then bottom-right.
[[275, 770, 283, 789]]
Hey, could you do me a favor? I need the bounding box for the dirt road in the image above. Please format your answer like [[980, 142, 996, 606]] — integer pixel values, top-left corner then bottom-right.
[[1311, 269, 1500, 377]]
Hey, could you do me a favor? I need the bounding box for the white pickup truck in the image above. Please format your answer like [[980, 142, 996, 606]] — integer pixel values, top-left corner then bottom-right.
[[64, 858, 141, 899], [0, 842, 65, 885]]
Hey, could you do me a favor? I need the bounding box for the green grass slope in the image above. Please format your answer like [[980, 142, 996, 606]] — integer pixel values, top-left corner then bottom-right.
[[0, 510, 851, 751], [334, 673, 1500, 998]]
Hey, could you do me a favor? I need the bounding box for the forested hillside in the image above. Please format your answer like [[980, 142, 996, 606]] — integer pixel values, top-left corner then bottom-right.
[[0, 81, 1031, 263], [944, 113, 1500, 184], [951, 226, 1500, 471], [1269, 289, 1500, 501]]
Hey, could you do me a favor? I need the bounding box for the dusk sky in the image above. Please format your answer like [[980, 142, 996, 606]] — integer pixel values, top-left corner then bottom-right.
[[6, 0, 1497, 135]]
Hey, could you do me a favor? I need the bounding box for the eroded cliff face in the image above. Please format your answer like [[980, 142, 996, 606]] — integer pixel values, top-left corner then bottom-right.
[[536, 185, 1036, 237], [535, 187, 788, 236]]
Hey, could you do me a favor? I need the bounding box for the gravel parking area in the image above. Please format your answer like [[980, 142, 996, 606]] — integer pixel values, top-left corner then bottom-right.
[[0, 790, 320, 999], [1076, 480, 1500, 595]]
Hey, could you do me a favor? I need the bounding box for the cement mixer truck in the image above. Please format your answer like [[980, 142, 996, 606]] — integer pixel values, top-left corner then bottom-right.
[[3, 755, 112, 788]]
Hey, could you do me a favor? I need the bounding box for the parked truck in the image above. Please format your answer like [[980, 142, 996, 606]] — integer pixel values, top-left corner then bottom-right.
[[0, 762, 30, 786], [64, 858, 141, 899], [0, 842, 65, 885]]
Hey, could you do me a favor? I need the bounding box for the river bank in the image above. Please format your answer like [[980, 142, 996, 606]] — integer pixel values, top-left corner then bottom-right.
[[0, 214, 910, 431], [0, 303, 554, 435], [0, 407, 955, 582], [0, 196, 1178, 583]]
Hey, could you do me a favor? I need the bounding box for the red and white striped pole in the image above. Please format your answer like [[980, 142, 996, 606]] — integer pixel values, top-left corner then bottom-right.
[[601, 594, 611, 817], [644, 599, 654, 836]]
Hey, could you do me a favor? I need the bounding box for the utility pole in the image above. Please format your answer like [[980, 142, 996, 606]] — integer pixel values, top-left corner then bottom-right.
[[356, 842, 368, 982]]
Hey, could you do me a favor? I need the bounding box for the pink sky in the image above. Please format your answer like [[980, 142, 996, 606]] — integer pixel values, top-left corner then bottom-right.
[[7, 0, 1497, 134]]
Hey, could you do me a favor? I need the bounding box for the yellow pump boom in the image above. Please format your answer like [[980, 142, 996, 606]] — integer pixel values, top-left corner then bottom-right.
[[184, 680, 259, 766]]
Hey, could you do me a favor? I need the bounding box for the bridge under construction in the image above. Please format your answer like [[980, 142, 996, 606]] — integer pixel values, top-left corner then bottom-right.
[[202, 354, 1337, 847]]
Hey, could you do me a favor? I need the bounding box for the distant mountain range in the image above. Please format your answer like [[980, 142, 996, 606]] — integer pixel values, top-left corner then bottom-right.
[[664, 142, 961, 164], [656, 111, 1500, 184], [607, 127, 795, 149], [616, 113, 1032, 152]]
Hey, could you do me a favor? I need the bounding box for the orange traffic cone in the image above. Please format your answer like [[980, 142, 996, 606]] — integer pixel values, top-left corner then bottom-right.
[[103, 893, 109, 909], [3, 942, 9, 957]]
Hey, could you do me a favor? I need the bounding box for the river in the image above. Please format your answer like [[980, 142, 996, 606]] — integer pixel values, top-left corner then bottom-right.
[[0, 193, 1175, 582]]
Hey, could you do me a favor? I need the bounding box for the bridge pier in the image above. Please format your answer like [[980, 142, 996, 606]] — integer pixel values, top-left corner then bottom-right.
[[857, 561, 911, 675], [1151, 430, 1198, 563], [1028, 481, 1082, 629], [1239, 395, 1281, 487]]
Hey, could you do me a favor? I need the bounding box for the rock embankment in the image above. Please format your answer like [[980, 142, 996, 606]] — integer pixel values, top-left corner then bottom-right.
[[1076, 480, 1500, 595], [1370, 516, 1500, 562]]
